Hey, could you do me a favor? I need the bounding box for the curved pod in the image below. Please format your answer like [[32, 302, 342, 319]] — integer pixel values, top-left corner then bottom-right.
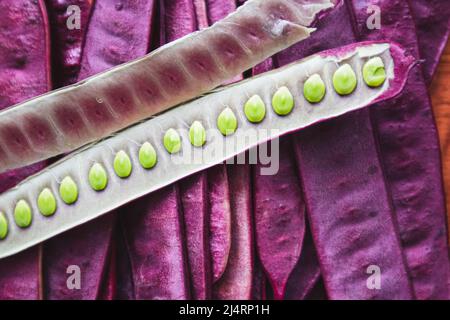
[[0, 0, 335, 173], [0, 42, 413, 259]]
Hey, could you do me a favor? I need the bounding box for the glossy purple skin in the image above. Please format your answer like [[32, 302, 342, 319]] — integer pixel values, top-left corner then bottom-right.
[[253, 141, 306, 300], [408, 0, 450, 85], [349, 0, 450, 300], [244, 45, 267, 305], [0, 0, 50, 300], [207, 165, 232, 283], [284, 224, 321, 300], [43, 0, 155, 300], [179, 173, 212, 300], [252, 59, 305, 300], [0, 0, 51, 109], [45, 0, 93, 87], [213, 164, 254, 300], [43, 214, 115, 300], [276, 1, 414, 299], [122, 186, 190, 300]]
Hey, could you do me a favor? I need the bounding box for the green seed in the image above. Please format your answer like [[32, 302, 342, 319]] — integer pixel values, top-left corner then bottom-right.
[[244, 95, 266, 123], [303, 74, 326, 103], [114, 150, 132, 178], [59, 176, 79, 204], [217, 107, 238, 136], [333, 64, 357, 95], [139, 142, 157, 169], [363, 57, 386, 87], [272, 86, 294, 115], [89, 163, 108, 191], [164, 129, 182, 154], [14, 199, 32, 228], [189, 121, 206, 147], [37, 188, 57, 217], [0, 212, 8, 240]]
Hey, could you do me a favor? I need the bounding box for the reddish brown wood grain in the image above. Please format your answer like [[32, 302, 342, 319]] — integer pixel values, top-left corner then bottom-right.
[[430, 39, 450, 243]]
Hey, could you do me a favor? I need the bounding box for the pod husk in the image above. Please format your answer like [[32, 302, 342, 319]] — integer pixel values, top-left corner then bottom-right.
[[122, 186, 190, 300], [0, 0, 334, 173], [252, 60, 305, 300], [207, 165, 232, 283], [349, 0, 450, 299], [43, 0, 156, 300], [0, 0, 51, 300], [213, 164, 254, 299], [0, 41, 414, 259], [276, 1, 414, 299], [203, 0, 239, 284]]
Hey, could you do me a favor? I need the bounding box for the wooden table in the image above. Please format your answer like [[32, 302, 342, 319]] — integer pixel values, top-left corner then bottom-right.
[[430, 39, 450, 239]]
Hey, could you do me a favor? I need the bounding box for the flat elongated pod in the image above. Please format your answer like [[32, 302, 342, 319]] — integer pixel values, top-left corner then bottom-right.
[[0, 0, 335, 173], [203, 0, 239, 285], [162, 0, 211, 300], [252, 59, 305, 300], [213, 164, 254, 299], [45, 0, 93, 87], [0, 0, 51, 300], [277, 2, 413, 299], [349, 0, 450, 300], [117, 2, 190, 300], [43, 0, 156, 300], [179, 173, 211, 299], [408, 0, 450, 85], [0, 42, 414, 259], [121, 186, 190, 300], [78, 0, 155, 80], [294, 114, 414, 299], [0, 0, 51, 109], [253, 139, 306, 300], [207, 165, 232, 283]]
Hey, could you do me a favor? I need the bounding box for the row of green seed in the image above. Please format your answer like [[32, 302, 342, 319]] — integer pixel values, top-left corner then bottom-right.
[[0, 57, 386, 240]]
